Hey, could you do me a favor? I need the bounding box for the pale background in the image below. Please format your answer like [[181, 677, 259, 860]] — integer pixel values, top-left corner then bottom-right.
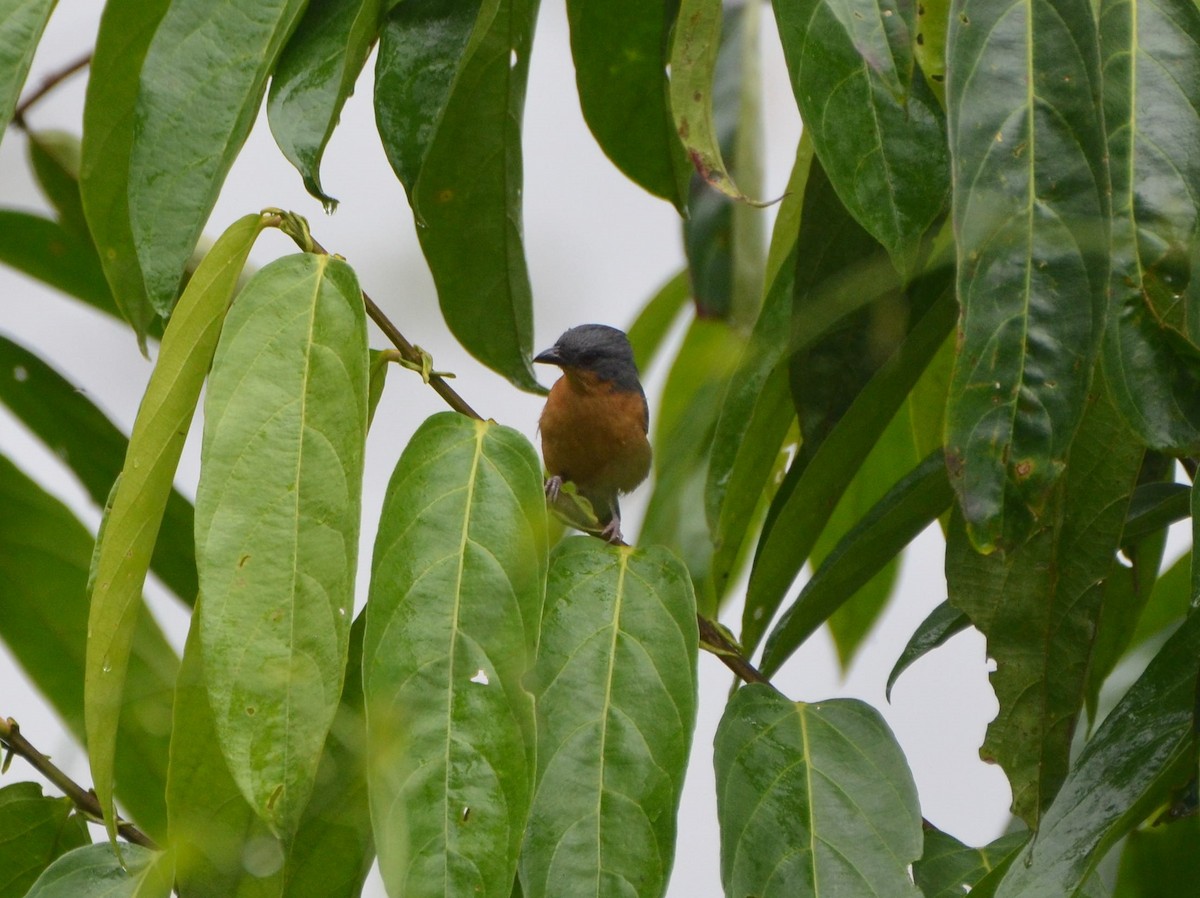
[[1, 1, 1016, 893]]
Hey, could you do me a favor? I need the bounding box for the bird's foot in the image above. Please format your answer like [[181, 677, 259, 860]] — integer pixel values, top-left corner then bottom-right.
[[544, 475, 563, 503], [599, 516, 624, 544]]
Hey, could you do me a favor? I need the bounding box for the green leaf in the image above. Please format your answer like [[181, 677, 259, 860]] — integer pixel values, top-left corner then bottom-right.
[[567, 0, 689, 209], [945, 375, 1144, 828], [1128, 550, 1190, 649], [519, 539, 698, 898], [80, 0, 171, 341], [761, 449, 954, 678], [715, 685, 922, 898], [0, 210, 119, 319], [128, 0, 307, 314], [24, 844, 169, 898], [365, 413, 547, 898], [374, 0, 541, 390], [86, 213, 263, 845], [267, 0, 383, 209], [1119, 481, 1189, 547], [1101, 0, 1200, 452], [885, 599, 971, 701], [993, 609, 1200, 897], [914, 828, 1026, 898], [196, 252, 368, 837], [626, 268, 690, 372], [0, 0, 55, 142], [27, 130, 88, 239], [914, 0, 950, 104], [0, 335, 197, 603], [944, 0, 1109, 551], [0, 782, 89, 898], [772, 0, 948, 275], [0, 453, 177, 841], [743, 273, 955, 656], [366, 348, 390, 429], [168, 621, 286, 898], [1113, 816, 1200, 898]]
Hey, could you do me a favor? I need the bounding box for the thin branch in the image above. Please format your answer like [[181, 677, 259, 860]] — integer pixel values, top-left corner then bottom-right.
[[11, 52, 93, 130], [0, 717, 158, 850], [696, 616, 773, 686]]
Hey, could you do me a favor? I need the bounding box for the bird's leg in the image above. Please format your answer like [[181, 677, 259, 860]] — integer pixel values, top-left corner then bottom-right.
[[544, 475, 563, 502], [599, 495, 623, 544]]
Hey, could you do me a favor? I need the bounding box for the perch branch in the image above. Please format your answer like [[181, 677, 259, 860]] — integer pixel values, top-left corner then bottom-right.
[[11, 52, 92, 130]]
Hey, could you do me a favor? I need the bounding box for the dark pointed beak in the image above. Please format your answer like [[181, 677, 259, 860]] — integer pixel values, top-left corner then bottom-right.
[[534, 346, 563, 365]]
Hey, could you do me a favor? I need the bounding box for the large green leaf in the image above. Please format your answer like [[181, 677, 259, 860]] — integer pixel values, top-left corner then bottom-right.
[[0, 210, 118, 319], [267, 0, 383, 209], [519, 539, 697, 898], [914, 828, 1026, 898], [374, 0, 541, 390], [761, 449, 953, 677], [0, 0, 55, 142], [773, 0, 948, 275], [0, 782, 89, 898], [195, 252, 367, 837], [0, 454, 177, 841], [364, 412, 546, 898], [1101, 0, 1200, 451], [993, 609, 1200, 897], [944, 0, 1109, 552], [24, 844, 169, 898], [128, 0, 306, 313], [1113, 816, 1200, 898], [0, 335, 196, 603], [567, 0, 689, 209], [79, 0, 171, 341], [85, 214, 263, 845], [715, 685, 922, 898], [946, 376, 1144, 828]]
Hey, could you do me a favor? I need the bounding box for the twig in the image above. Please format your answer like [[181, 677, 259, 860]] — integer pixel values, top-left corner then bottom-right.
[[696, 616, 772, 686], [0, 717, 158, 849], [11, 52, 93, 130]]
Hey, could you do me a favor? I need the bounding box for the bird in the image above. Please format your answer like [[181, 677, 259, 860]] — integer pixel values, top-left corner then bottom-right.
[[534, 324, 652, 543]]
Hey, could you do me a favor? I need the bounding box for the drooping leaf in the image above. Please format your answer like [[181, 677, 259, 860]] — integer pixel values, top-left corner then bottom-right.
[[0, 0, 56, 143], [128, 0, 307, 313], [80, 0, 171, 341], [196, 252, 367, 837], [715, 685, 922, 898], [993, 610, 1200, 897], [519, 539, 698, 898], [567, 0, 689, 209], [374, 0, 541, 390], [24, 844, 169, 898], [1101, 0, 1200, 452], [85, 213, 263, 845], [626, 268, 690, 372], [773, 0, 949, 275], [1113, 816, 1200, 898], [27, 130, 88, 239], [914, 827, 1026, 898], [364, 412, 547, 898], [0, 782, 90, 898], [944, 0, 1109, 551], [945, 375, 1144, 828], [267, 0, 384, 209], [0, 335, 197, 603], [885, 599, 971, 701], [761, 449, 954, 678], [0, 210, 118, 319]]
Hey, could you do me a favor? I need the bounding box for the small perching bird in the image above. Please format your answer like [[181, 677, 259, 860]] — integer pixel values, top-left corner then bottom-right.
[[534, 324, 652, 543]]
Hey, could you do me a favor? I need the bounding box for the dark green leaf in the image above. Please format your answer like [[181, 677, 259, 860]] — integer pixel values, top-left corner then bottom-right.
[[993, 610, 1200, 897], [1128, 551, 1190, 649], [86, 214, 263, 845], [27, 130, 88, 239], [1101, 0, 1200, 452], [128, 0, 307, 313], [374, 0, 541, 390], [946, 376, 1143, 828], [567, 0, 689, 209], [0, 210, 118, 319], [364, 413, 546, 898], [626, 268, 689, 372], [24, 844, 169, 898], [267, 0, 383, 209], [0, 782, 89, 898], [914, 827, 1026, 898], [715, 685, 922, 898], [1113, 816, 1200, 898], [945, 0, 1109, 551], [80, 0, 172, 341], [761, 449, 953, 678], [366, 348, 389, 429], [519, 539, 698, 898], [0, 0, 55, 141], [773, 0, 948, 275], [0, 453, 177, 841], [1120, 482, 1190, 547], [0, 335, 197, 603], [886, 599, 970, 701], [196, 253, 367, 837]]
